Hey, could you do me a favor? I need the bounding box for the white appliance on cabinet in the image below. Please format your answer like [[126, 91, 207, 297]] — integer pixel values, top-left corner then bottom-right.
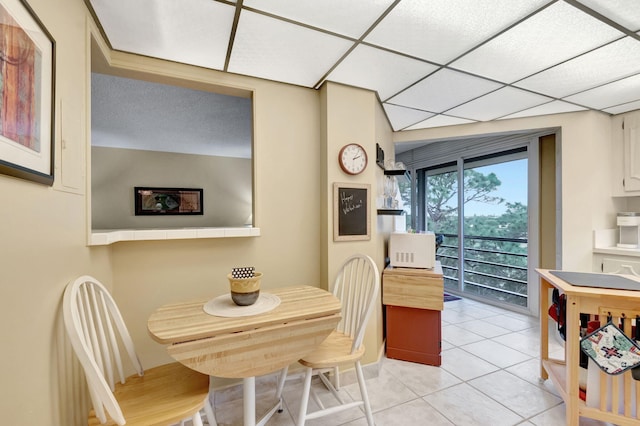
[[617, 212, 640, 248], [389, 232, 436, 269]]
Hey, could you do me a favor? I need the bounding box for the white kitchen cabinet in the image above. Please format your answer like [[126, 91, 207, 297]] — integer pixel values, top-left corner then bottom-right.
[[602, 256, 640, 276], [613, 110, 640, 195], [623, 113, 640, 191]]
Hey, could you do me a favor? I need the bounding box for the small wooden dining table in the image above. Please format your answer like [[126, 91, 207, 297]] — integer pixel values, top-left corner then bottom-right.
[[147, 285, 341, 426]]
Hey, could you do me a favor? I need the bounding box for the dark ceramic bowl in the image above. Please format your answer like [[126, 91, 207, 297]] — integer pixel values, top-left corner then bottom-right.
[[231, 290, 260, 306], [227, 272, 262, 306]]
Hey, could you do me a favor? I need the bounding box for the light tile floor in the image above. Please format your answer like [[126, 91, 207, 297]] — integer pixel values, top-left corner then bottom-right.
[[207, 296, 616, 426]]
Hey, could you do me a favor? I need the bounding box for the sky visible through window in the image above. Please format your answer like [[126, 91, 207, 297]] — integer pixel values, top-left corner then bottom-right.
[[465, 158, 527, 217]]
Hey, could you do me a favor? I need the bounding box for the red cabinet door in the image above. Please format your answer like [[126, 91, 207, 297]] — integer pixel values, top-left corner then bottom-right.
[[386, 305, 441, 366]]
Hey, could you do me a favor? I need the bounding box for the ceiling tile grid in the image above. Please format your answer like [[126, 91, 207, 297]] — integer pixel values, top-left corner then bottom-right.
[[363, 0, 552, 64], [383, 104, 435, 131], [564, 72, 640, 110], [242, 0, 396, 39], [325, 45, 439, 100], [499, 100, 587, 120], [228, 10, 354, 87], [605, 99, 640, 115], [513, 37, 640, 98], [88, 0, 640, 132], [90, 0, 236, 70], [386, 68, 504, 113], [405, 114, 476, 130], [445, 86, 554, 122], [575, 0, 640, 32], [449, 1, 625, 84]]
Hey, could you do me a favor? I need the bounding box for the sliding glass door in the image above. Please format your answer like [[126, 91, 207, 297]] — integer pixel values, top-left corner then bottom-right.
[[418, 149, 530, 308], [418, 163, 460, 292]]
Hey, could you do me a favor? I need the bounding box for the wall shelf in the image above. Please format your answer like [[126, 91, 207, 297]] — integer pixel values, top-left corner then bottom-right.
[[377, 209, 404, 216], [383, 169, 407, 176], [383, 169, 410, 186], [593, 229, 640, 257], [90, 227, 261, 246]]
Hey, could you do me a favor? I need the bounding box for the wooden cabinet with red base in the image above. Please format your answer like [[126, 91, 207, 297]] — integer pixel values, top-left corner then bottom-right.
[[383, 263, 443, 366], [386, 305, 441, 365]]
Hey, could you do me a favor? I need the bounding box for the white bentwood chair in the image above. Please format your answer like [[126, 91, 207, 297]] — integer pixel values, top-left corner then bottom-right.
[[278, 254, 380, 426], [63, 275, 215, 426]]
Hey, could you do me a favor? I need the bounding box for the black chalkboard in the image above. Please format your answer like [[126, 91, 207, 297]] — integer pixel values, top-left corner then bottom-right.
[[333, 183, 370, 241]]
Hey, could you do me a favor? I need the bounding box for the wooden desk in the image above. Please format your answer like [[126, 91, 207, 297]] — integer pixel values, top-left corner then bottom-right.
[[148, 285, 341, 426], [537, 269, 640, 426]]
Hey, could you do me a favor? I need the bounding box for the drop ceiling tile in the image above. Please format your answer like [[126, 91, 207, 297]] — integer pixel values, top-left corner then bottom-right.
[[564, 73, 640, 109], [405, 114, 476, 130], [576, 0, 640, 32], [326, 45, 438, 100], [387, 68, 503, 113], [604, 100, 640, 115], [515, 37, 640, 98], [499, 100, 587, 120], [89, 0, 234, 70], [364, 0, 550, 64], [447, 87, 553, 121], [228, 10, 353, 87], [242, 0, 395, 39], [383, 104, 434, 131], [451, 1, 624, 83]]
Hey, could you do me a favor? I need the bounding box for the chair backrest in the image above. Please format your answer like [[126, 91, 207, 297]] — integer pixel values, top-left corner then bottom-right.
[[332, 254, 380, 354], [63, 275, 143, 425]]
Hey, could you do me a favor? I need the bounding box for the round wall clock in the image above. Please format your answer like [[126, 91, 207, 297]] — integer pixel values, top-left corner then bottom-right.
[[338, 143, 368, 175]]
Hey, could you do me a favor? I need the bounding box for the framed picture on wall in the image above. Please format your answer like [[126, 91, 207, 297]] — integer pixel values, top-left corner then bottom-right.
[[0, 0, 55, 185], [134, 187, 203, 215], [333, 182, 370, 241]]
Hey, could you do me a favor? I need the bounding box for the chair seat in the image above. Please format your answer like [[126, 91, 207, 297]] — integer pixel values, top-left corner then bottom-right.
[[88, 362, 209, 426], [298, 331, 365, 369]]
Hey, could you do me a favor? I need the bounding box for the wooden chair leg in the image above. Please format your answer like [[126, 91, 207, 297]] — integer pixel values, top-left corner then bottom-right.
[[297, 367, 313, 426], [355, 361, 374, 426]]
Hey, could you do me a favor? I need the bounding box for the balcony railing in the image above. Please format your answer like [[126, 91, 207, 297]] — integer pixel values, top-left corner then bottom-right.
[[436, 233, 528, 307]]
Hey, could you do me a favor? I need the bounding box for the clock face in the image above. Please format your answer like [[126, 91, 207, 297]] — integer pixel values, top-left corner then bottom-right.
[[339, 143, 368, 175]]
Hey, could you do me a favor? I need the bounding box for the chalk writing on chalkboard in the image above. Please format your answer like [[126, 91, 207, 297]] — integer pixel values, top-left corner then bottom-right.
[[333, 183, 371, 241]]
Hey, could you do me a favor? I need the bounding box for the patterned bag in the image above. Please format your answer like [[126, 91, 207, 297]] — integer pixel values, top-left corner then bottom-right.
[[580, 322, 640, 375]]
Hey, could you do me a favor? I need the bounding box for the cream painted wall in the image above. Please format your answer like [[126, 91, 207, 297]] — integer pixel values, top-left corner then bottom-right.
[[374, 97, 396, 361], [320, 82, 392, 364], [322, 83, 379, 280], [102, 54, 326, 374], [0, 0, 113, 425], [394, 110, 617, 272], [2, 1, 625, 425], [91, 147, 252, 229]]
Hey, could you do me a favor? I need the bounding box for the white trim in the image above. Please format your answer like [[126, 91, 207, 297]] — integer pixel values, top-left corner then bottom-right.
[[89, 227, 260, 246], [527, 137, 540, 317]]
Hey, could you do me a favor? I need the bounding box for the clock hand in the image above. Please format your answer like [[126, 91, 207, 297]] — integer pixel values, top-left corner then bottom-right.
[[353, 155, 361, 160]]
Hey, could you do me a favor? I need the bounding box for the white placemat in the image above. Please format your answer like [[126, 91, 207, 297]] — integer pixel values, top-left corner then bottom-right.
[[203, 292, 281, 317]]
